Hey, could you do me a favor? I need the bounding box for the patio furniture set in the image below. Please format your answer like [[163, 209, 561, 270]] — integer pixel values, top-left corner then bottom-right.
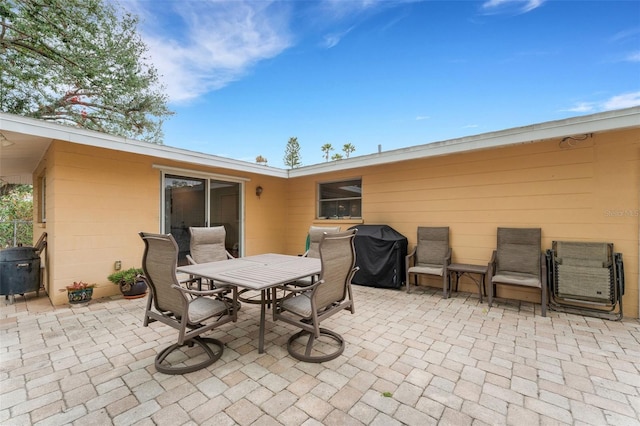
[[405, 226, 625, 321], [139, 226, 358, 374], [137, 224, 625, 375]]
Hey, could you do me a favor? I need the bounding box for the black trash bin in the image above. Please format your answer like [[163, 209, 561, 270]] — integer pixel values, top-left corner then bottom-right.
[[0, 246, 41, 303], [348, 225, 408, 289]]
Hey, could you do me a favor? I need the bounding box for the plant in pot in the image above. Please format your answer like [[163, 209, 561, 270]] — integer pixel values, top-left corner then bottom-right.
[[64, 281, 96, 305], [108, 267, 147, 299]]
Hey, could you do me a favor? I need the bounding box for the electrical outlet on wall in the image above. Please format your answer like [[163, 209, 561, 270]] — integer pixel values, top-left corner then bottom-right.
[[114, 260, 122, 270]]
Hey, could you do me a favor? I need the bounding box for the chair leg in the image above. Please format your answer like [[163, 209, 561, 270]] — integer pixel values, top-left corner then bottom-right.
[[287, 328, 345, 363], [155, 336, 223, 375], [488, 280, 494, 307]]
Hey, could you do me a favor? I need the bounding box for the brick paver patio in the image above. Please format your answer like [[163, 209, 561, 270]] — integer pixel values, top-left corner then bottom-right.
[[1, 285, 639, 425]]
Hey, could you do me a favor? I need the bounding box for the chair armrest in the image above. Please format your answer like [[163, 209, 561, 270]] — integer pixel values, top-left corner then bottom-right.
[[186, 254, 196, 265], [487, 250, 497, 275], [172, 284, 236, 297], [225, 250, 234, 259], [405, 247, 416, 266], [280, 279, 325, 294]]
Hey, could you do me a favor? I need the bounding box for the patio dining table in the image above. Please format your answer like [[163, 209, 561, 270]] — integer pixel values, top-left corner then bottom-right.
[[177, 253, 321, 353]]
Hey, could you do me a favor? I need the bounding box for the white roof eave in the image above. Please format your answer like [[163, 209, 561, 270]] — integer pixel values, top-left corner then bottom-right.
[[1, 106, 638, 182], [288, 106, 640, 177]]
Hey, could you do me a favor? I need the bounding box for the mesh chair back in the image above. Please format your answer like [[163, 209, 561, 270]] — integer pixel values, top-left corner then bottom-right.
[[554, 241, 612, 267], [316, 230, 356, 309], [140, 232, 187, 315], [496, 227, 541, 275], [416, 227, 449, 266], [307, 226, 341, 258], [189, 226, 228, 263]]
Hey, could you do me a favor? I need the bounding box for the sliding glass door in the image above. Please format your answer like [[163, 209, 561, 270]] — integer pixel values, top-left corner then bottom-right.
[[209, 180, 240, 258], [163, 173, 241, 264]]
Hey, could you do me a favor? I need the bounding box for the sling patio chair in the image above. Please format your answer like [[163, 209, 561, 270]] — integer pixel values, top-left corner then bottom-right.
[[139, 232, 238, 374], [273, 229, 358, 362], [405, 226, 452, 297], [487, 227, 547, 317], [185, 226, 234, 290], [294, 225, 342, 287]]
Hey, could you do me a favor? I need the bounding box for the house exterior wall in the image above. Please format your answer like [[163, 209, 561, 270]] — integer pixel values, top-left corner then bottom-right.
[[36, 141, 288, 305], [33, 128, 639, 318], [285, 128, 639, 317]]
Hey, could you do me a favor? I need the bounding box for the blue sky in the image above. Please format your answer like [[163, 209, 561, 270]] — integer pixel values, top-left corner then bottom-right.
[[124, 0, 640, 168]]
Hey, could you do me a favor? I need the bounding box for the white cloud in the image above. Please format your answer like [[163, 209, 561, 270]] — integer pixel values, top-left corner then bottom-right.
[[625, 51, 640, 62], [131, 1, 293, 104], [602, 92, 640, 110], [564, 92, 640, 113], [565, 102, 596, 113], [415, 115, 430, 121], [481, 0, 545, 14], [322, 27, 354, 49]]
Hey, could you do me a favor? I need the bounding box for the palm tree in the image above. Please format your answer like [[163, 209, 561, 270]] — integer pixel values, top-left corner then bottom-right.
[[343, 143, 356, 158], [321, 143, 333, 162]]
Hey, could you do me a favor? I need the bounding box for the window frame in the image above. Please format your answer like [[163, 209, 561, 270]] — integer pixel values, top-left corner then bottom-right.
[[317, 178, 362, 219]]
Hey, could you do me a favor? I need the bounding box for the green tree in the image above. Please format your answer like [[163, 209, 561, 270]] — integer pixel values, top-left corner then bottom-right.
[[255, 155, 268, 165], [0, 184, 33, 247], [343, 143, 356, 158], [331, 153, 343, 161], [0, 0, 173, 143], [321, 143, 333, 162], [283, 137, 301, 168]]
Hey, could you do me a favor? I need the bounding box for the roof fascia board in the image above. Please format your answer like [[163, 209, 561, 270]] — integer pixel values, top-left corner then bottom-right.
[[2, 107, 638, 181], [0, 113, 288, 178], [288, 107, 640, 177]]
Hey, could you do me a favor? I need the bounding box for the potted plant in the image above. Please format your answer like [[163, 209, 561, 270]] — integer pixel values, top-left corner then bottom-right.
[[65, 281, 96, 305], [108, 267, 147, 299]]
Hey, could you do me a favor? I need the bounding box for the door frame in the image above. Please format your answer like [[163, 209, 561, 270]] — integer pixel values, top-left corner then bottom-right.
[[154, 165, 248, 257]]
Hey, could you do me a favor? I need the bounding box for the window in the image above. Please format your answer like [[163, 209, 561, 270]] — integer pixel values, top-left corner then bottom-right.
[[318, 178, 362, 219]]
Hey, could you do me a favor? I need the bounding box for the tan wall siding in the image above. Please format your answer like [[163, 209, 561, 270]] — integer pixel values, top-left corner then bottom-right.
[[42, 141, 288, 304], [287, 129, 639, 317]]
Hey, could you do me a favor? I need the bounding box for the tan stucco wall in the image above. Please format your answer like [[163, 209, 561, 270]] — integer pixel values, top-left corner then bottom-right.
[[37, 141, 288, 305], [35, 128, 639, 317], [285, 128, 639, 317]]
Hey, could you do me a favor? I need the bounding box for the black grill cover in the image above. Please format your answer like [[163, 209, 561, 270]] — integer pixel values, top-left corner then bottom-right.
[[348, 225, 408, 288]]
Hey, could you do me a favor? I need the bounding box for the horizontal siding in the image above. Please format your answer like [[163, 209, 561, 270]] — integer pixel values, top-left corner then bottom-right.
[[286, 128, 639, 317]]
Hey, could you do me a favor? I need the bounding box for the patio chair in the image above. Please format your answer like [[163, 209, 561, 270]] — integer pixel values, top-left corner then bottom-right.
[[487, 227, 547, 316], [294, 225, 341, 286], [186, 226, 234, 291], [547, 241, 624, 320], [273, 229, 358, 362], [187, 226, 234, 264], [405, 227, 451, 296], [139, 232, 237, 375]]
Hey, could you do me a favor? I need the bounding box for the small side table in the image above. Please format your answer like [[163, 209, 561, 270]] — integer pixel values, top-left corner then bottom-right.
[[447, 263, 488, 302]]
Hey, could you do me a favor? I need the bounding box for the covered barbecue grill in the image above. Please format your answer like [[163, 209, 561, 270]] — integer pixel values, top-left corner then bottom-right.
[[0, 246, 41, 303], [348, 224, 408, 289]]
